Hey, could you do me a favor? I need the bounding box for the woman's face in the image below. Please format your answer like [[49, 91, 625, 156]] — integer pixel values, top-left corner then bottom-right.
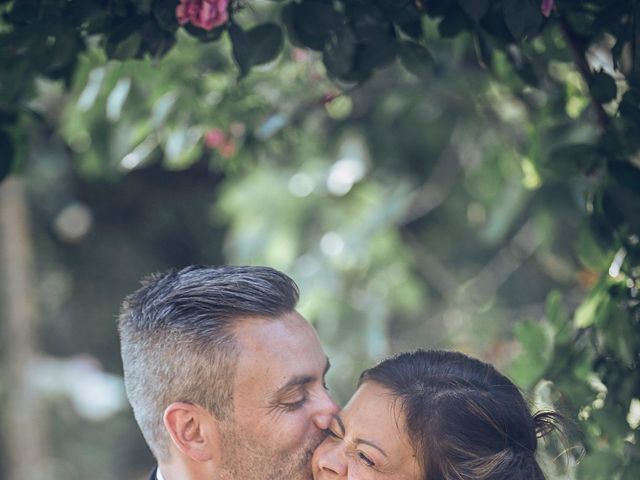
[[312, 381, 421, 480]]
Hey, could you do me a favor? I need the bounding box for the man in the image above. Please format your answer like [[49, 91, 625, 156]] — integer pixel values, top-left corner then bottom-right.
[[117, 265, 339, 480]]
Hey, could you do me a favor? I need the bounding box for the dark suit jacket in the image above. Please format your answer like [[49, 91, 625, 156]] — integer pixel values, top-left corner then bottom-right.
[[148, 466, 157, 480]]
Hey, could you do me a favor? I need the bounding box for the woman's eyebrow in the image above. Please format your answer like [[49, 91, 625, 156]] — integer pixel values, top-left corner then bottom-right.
[[355, 437, 388, 458], [335, 415, 387, 457], [334, 414, 346, 434]]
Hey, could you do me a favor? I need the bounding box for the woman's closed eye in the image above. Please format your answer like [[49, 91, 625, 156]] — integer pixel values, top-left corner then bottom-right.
[[357, 451, 375, 467]]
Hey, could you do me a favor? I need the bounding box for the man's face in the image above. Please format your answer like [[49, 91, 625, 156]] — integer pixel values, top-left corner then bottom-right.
[[217, 312, 339, 480]]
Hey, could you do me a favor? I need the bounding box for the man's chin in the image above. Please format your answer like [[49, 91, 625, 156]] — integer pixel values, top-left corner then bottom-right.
[[300, 433, 327, 480], [301, 449, 316, 480], [220, 430, 327, 480]]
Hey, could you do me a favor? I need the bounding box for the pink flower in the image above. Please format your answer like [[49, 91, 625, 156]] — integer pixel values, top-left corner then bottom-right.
[[204, 128, 237, 158], [204, 128, 226, 148], [176, 0, 229, 31], [541, 0, 555, 17], [219, 140, 236, 158], [292, 48, 312, 63]]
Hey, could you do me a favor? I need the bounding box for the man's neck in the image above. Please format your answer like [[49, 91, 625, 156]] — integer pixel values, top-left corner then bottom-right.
[[156, 468, 165, 480]]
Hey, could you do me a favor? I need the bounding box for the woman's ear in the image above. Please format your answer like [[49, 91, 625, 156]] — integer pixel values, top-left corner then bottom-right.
[[163, 402, 221, 463]]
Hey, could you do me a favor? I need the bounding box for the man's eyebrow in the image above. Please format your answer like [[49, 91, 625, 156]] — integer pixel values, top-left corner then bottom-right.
[[276, 375, 315, 394], [335, 414, 388, 458], [274, 357, 331, 395]]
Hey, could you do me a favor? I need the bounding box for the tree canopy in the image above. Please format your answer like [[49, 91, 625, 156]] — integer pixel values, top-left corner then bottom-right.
[[1, 1, 639, 479]]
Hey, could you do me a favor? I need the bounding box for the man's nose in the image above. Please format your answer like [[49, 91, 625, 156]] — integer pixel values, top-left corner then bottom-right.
[[312, 389, 340, 430], [317, 442, 347, 476]]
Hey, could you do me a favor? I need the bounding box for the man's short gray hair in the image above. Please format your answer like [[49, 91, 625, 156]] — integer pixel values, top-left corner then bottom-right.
[[117, 265, 300, 460]]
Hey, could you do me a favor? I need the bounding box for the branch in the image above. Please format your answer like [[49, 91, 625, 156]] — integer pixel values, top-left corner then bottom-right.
[[400, 123, 464, 226], [464, 218, 543, 302], [403, 231, 460, 302], [0, 178, 50, 480]]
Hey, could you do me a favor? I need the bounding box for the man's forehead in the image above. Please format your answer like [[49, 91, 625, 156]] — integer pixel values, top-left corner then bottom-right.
[[232, 313, 328, 387], [233, 312, 320, 351]]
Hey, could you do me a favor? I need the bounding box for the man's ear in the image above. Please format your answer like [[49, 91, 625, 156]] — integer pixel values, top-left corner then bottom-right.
[[163, 402, 221, 463]]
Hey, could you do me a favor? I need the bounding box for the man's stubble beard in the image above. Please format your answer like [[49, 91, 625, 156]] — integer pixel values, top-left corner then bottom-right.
[[217, 422, 325, 480]]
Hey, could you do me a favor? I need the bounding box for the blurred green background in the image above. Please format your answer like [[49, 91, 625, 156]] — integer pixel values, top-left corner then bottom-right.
[[1, 1, 639, 479]]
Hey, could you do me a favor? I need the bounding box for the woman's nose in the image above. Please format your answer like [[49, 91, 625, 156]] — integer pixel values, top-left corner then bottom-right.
[[316, 441, 348, 477]]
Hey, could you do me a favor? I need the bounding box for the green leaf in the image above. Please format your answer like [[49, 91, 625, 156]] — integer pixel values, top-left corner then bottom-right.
[[346, 3, 392, 43], [608, 160, 640, 195], [456, 0, 490, 22], [510, 319, 551, 387], [287, 0, 341, 51], [152, 0, 180, 32], [619, 88, 640, 127], [44, 31, 80, 75], [322, 23, 358, 80], [0, 110, 18, 126], [546, 291, 564, 326], [575, 228, 612, 271], [140, 20, 177, 59], [229, 23, 252, 78], [107, 15, 144, 44], [422, 0, 450, 17], [106, 16, 145, 60], [397, 20, 423, 39], [6, 0, 41, 23], [0, 130, 14, 182], [602, 187, 640, 236], [356, 41, 397, 71], [107, 33, 142, 60], [621, 460, 640, 480], [184, 23, 224, 42], [590, 70, 617, 104], [438, 9, 471, 38], [346, 9, 399, 72], [545, 290, 571, 344], [545, 143, 602, 176], [503, 0, 542, 40], [479, 7, 513, 43], [574, 283, 612, 328], [600, 306, 636, 366], [564, 9, 596, 37], [135, 0, 153, 14], [246, 23, 283, 66], [516, 319, 549, 357], [398, 41, 434, 78], [576, 448, 623, 479], [505, 48, 540, 86], [375, 0, 424, 24], [599, 188, 627, 231], [230, 23, 283, 78]]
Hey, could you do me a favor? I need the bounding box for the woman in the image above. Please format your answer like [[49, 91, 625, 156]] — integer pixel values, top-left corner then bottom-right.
[[313, 350, 565, 480]]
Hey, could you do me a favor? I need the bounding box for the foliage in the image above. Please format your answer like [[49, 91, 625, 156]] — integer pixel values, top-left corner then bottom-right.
[[1, 1, 640, 479]]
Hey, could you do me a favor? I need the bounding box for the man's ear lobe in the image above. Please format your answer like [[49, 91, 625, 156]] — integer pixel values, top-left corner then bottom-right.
[[164, 402, 220, 463]]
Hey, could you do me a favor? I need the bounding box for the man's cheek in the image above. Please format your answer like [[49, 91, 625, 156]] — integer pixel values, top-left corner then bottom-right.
[[279, 415, 313, 444]]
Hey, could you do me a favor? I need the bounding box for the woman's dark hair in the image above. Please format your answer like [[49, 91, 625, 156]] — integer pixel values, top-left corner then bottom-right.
[[359, 350, 565, 480]]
